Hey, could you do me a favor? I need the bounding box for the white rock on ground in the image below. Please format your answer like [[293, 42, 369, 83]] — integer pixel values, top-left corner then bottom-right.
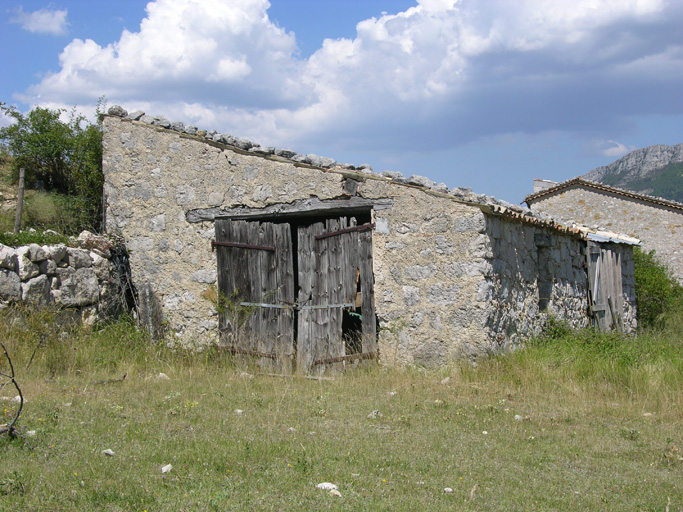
[[316, 482, 338, 491]]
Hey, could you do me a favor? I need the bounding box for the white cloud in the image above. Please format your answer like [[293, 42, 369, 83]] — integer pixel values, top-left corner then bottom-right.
[[595, 140, 633, 158], [10, 6, 68, 35], [17, 0, 683, 155]]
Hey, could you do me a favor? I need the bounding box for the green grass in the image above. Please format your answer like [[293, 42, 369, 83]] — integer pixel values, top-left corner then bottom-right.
[[0, 308, 682, 511]]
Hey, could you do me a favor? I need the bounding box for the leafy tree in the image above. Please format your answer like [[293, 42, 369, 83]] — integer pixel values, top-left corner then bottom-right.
[[0, 101, 105, 232]]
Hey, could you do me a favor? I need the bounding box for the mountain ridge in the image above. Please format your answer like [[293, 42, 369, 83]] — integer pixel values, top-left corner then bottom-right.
[[582, 143, 683, 202]]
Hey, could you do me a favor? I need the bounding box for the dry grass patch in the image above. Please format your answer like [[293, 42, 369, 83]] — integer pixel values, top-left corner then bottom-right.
[[0, 309, 681, 510]]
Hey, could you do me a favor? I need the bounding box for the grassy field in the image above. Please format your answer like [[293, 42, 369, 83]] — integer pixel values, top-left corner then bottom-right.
[[0, 309, 682, 511]]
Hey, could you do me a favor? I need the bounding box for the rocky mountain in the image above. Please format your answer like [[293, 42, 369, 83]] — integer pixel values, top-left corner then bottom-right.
[[583, 143, 683, 202]]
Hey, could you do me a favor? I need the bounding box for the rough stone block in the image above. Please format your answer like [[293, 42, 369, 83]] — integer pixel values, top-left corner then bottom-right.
[[427, 284, 458, 305], [149, 214, 166, 232], [469, 234, 493, 259], [434, 236, 456, 255], [28, 244, 49, 262], [422, 213, 452, 233], [413, 340, 446, 368], [91, 253, 112, 281], [0, 245, 17, 271], [67, 248, 93, 269], [191, 269, 216, 284], [175, 184, 196, 205], [375, 218, 390, 235], [402, 286, 421, 306], [252, 184, 273, 202], [396, 223, 419, 234], [21, 274, 51, 306], [208, 191, 225, 207], [385, 242, 406, 251], [405, 264, 437, 280], [15, 247, 40, 281], [38, 258, 58, 276], [56, 267, 99, 306], [0, 269, 21, 301], [454, 212, 487, 233]]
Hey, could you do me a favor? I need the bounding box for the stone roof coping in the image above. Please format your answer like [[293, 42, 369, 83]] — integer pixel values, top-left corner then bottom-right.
[[103, 106, 635, 243]]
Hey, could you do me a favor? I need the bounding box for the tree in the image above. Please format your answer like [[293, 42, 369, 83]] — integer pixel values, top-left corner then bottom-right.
[[0, 102, 104, 232]]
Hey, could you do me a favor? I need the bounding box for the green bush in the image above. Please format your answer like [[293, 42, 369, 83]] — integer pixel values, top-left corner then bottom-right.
[[0, 102, 104, 233], [633, 247, 683, 329]]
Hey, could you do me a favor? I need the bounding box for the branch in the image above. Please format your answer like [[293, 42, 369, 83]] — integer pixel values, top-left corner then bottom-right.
[[0, 343, 30, 447]]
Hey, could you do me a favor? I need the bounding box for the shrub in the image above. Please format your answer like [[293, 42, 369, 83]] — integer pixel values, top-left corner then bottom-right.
[[633, 247, 683, 329]]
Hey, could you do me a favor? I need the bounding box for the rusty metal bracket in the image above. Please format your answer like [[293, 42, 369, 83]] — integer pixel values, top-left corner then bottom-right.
[[221, 346, 277, 360], [239, 301, 354, 311], [315, 223, 375, 240], [313, 351, 377, 366], [211, 240, 276, 252]]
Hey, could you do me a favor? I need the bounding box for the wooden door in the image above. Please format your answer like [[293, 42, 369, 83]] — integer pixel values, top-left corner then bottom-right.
[[214, 219, 294, 372], [215, 215, 376, 374], [587, 241, 624, 332]]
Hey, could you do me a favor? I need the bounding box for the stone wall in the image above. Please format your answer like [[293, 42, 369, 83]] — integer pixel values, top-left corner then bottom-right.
[[528, 185, 683, 283], [482, 218, 591, 347], [102, 110, 636, 365], [0, 233, 123, 323]]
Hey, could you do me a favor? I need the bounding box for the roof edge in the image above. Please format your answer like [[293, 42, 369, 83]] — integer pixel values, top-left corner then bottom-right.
[[524, 177, 683, 212]]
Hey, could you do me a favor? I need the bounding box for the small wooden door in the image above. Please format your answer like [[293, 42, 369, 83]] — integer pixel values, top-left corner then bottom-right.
[[215, 216, 376, 373], [587, 241, 625, 332]]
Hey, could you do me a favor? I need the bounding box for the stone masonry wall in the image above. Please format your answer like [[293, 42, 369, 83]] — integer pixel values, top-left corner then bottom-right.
[[0, 233, 122, 323], [482, 218, 591, 348], [103, 112, 629, 365], [530, 186, 683, 283]]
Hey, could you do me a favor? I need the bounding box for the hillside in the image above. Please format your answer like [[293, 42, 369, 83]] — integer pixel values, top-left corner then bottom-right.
[[583, 143, 683, 202]]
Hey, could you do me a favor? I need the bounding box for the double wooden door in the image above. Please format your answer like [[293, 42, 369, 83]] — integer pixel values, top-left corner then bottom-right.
[[214, 216, 376, 373]]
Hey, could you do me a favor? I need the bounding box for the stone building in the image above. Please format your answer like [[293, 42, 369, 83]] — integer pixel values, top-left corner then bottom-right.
[[525, 177, 683, 283], [101, 107, 637, 370]]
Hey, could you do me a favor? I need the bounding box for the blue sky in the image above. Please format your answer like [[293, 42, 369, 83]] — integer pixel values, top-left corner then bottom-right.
[[1, 0, 682, 204]]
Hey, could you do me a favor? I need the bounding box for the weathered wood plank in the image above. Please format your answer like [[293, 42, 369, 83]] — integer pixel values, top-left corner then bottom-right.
[[359, 227, 377, 354], [188, 197, 393, 223], [325, 218, 344, 373], [274, 223, 294, 373]]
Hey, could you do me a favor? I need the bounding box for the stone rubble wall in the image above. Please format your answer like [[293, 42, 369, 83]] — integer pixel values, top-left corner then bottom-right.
[[482, 218, 591, 348], [0, 233, 123, 324], [102, 110, 636, 365], [529, 186, 683, 283]]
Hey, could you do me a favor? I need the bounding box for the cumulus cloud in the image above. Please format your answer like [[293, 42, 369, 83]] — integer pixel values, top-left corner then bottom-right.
[[17, 0, 683, 154], [10, 6, 68, 35], [591, 140, 634, 158]]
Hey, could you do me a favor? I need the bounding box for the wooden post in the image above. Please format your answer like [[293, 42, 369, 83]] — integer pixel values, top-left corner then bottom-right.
[[13, 168, 25, 233]]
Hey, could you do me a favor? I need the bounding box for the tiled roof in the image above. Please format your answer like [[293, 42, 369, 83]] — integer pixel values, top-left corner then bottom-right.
[[524, 177, 683, 212]]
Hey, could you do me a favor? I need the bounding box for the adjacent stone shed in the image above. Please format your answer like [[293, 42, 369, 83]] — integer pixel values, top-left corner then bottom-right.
[[526, 177, 683, 284], [102, 107, 637, 369]]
